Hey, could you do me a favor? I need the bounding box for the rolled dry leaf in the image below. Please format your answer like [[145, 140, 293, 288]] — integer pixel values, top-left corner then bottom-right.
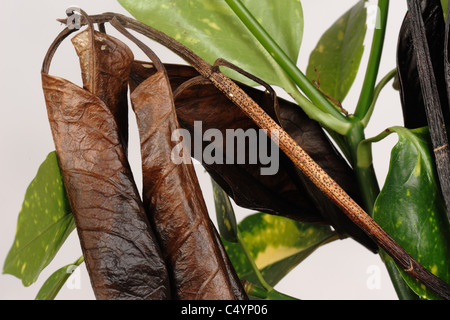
[[131, 70, 245, 300], [130, 61, 376, 252], [72, 30, 133, 150], [42, 72, 171, 300], [41, 25, 171, 299]]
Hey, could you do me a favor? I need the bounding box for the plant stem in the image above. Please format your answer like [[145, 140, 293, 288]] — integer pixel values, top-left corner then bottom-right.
[[346, 120, 380, 215], [354, 126, 420, 300], [289, 87, 352, 136], [224, 0, 350, 124], [340, 1, 419, 299], [354, 0, 390, 120], [361, 68, 397, 127]]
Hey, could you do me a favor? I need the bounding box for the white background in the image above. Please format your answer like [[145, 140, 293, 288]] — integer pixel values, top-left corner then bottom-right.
[[0, 0, 408, 300]]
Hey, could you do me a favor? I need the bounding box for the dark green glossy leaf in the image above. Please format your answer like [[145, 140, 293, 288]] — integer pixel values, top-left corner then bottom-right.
[[211, 178, 238, 243], [373, 127, 450, 299], [118, 0, 303, 89], [222, 212, 335, 286], [3, 151, 75, 286], [35, 256, 83, 300], [306, 0, 367, 103]]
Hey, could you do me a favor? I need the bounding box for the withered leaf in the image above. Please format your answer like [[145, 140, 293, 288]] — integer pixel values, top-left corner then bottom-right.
[[72, 29, 133, 150], [42, 73, 171, 300], [130, 68, 246, 299], [129, 61, 377, 253], [397, 0, 449, 128], [41, 29, 171, 300]]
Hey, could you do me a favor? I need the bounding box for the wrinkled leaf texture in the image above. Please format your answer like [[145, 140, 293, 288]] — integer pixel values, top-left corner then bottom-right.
[[397, 0, 450, 128], [41, 29, 171, 300], [130, 64, 246, 299], [129, 61, 377, 253], [72, 30, 131, 150]]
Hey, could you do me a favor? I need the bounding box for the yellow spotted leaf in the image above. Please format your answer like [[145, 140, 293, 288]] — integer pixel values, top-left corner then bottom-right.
[[3, 151, 75, 286], [222, 212, 334, 286], [373, 127, 450, 299]]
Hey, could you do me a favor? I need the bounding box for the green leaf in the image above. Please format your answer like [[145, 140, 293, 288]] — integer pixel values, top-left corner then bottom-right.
[[306, 0, 367, 103], [222, 212, 335, 286], [211, 178, 238, 243], [3, 151, 75, 286], [373, 127, 450, 300], [442, 0, 448, 20], [118, 0, 303, 89], [35, 256, 84, 300]]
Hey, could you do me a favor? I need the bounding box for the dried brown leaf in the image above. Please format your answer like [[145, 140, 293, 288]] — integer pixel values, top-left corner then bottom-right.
[[72, 30, 133, 150], [130, 61, 377, 252], [42, 73, 171, 300], [41, 28, 171, 300], [131, 69, 246, 299]]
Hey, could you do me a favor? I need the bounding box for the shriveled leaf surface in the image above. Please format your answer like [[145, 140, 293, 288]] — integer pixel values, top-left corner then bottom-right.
[[42, 72, 171, 300], [130, 61, 320, 223], [130, 61, 376, 252], [3, 151, 74, 286], [41, 28, 172, 299], [222, 213, 334, 286], [397, 0, 449, 129], [276, 97, 374, 251], [373, 128, 450, 299], [306, 0, 367, 103], [72, 29, 133, 149], [131, 69, 245, 300], [119, 0, 303, 89]]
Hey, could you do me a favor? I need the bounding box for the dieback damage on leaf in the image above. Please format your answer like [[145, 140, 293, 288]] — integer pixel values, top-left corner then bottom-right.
[[6, 2, 450, 300], [129, 60, 376, 253], [112, 19, 246, 299], [41, 18, 171, 300]]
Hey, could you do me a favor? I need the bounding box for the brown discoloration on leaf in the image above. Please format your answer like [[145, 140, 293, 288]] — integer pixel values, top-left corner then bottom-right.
[[130, 69, 245, 300], [41, 73, 171, 300], [130, 61, 376, 252], [51, 13, 450, 299], [41, 25, 171, 300], [72, 30, 133, 150]]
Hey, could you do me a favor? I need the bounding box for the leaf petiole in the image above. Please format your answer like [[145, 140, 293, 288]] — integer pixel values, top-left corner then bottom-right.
[[354, 0, 390, 120], [224, 0, 350, 126], [361, 68, 397, 127]]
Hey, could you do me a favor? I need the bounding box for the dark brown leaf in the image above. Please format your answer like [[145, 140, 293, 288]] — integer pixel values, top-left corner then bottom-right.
[[42, 73, 171, 300], [397, 0, 449, 128], [130, 61, 377, 253], [41, 27, 171, 300], [406, 0, 450, 221], [72, 29, 133, 150], [130, 68, 246, 299]]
